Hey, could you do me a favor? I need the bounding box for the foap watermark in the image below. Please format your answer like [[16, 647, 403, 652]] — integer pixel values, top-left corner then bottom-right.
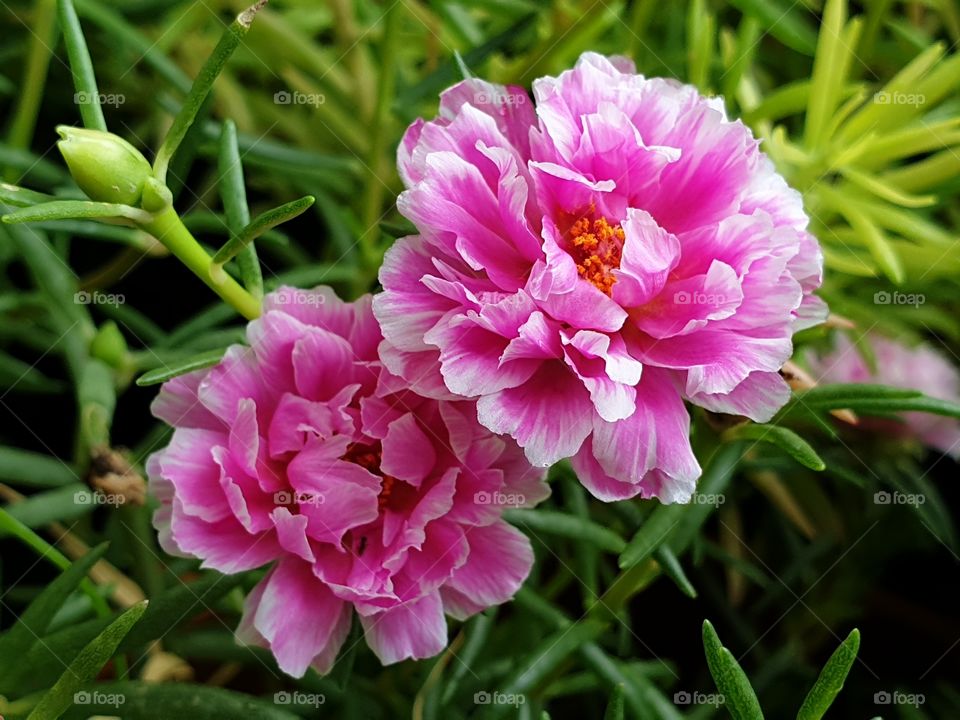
[[474, 690, 526, 708], [673, 290, 731, 307], [674, 690, 725, 708], [74, 490, 126, 507], [474, 490, 525, 506], [74, 91, 126, 108], [274, 490, 325, 507], [874, 690, 925, 707], [74, 690, 125, 708], [274, 90, 326, 107], [873, 290, 925, 307], [273, 292, 326, 307], [874, 490, 925, 507], [690, 492, 725, 507], [75, 290, 125, 307], [874, 91, 925, 107], [274, 691, 325, 707], [473, 91, 527, 106]]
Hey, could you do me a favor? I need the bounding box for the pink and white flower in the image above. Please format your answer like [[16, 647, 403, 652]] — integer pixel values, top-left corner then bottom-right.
[[374, 52, 826, 503], [807, 332, 960, 458], [147, 287, 548, 677]]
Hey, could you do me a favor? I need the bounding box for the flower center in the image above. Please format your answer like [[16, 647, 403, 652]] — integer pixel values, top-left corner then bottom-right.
[[342, 442, 397, 510], [568, 215, 624, 295]]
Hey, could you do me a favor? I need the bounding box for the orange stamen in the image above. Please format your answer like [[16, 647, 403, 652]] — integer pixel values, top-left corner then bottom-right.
[[568, 215, 625, 295]]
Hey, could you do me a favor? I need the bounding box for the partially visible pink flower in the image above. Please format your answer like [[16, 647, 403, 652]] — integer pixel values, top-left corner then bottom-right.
[[147, 287, 548, 677], [374, 52, 826, 503], [807, 332, 960, 458]]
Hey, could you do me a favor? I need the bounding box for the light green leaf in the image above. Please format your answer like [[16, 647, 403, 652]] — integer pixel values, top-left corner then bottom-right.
[[211, 195, 315, 270], [604, 684, 626, 720], [1, 199, 150, 224], [57, 681, 300, 719], [0, 446, 78, 488], [727, 424, 826, 471], [135, 348, 227, 386], [504, 509, 626, 554], [702, 620, 765, 720], [796, 629, 861, 720], [153, 1, 267, 182], [27, 600, 148, 720]]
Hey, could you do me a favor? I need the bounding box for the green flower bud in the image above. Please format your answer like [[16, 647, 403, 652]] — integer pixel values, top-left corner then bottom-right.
[[56, 126, 153, 205], [89, 320, 129, 369]]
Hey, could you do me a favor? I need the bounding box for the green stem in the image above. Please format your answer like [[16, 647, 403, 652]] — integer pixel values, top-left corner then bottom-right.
[[139, 205, 261, 320]]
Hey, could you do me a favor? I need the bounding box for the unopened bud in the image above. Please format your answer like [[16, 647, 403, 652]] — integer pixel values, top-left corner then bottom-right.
[[56, 126, 152, 205], [90, 320, 128, 368]]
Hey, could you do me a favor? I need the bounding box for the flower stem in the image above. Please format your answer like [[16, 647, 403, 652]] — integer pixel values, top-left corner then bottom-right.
[[139, 204, 261, 320]]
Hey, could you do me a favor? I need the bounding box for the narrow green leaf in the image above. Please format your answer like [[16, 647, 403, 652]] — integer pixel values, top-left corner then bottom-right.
[[504, 509, 626, 554], [702, 620, 765, 720], [0, 183, 56, 207], [804, 0, 847, 147], [840, 43, 945, 142], [135, 348, 227, 386], [824, 395, 960, 420], [604, 684, 626, 720], [728, 424, 826, 471], [27, 600, 148, 720], [800, 383, 922, 405], [841, 167, 936, 208], [497, 620, 606, 703], [56, 681, 300, 720], [3, 484, 97, 529], [727, 0, 818, 55], [840, 205, 905, 284], [57, 0, 107, 131], [441, 610, 495, 705], [0, 446, 78, 488], [118, 572, 243, 652], [796, 629, 861, 720], [619, 504, 686, 570], [153, 0, 267, 182], [0, 544, 108, 681], [217, 119, 262, 299], [1, 199, 150, 224], [654, 546, 697, 598], [0, 350, 66, 393], [211, 196, 314, 270], [686, 0, 715, 91]]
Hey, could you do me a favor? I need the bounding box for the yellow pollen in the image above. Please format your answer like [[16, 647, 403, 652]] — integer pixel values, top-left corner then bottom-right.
[[568, 215, 625, 295]]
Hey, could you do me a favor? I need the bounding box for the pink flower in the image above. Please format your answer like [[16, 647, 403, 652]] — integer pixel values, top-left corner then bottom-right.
[[374, 52, 826, 503], [807, 332, 960, 458], [147, 287, 548, 677]]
